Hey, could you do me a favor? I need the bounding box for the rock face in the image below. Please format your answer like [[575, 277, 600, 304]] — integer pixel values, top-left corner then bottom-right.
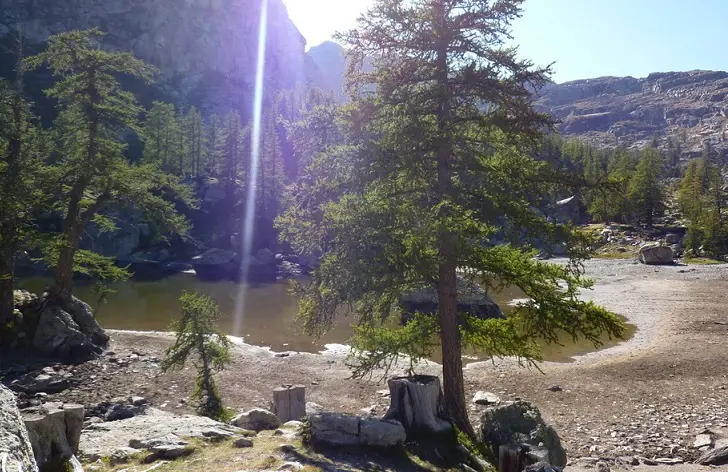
[[535, 71, 728, 159], [0, 385, 38, 472], [0, 0, 311, 116], [309, 413, 406, 448], [80, 408, 243, 460], [22, 402, 84, 470], [479, 401, 567, 468], [638, 244, 674, 265]]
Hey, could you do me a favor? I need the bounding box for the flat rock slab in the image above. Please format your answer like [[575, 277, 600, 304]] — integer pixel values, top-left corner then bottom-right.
[[79, 408, 243, 459]]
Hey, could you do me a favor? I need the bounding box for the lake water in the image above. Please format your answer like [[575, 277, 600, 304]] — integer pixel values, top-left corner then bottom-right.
[[18, 275, 635, 363]]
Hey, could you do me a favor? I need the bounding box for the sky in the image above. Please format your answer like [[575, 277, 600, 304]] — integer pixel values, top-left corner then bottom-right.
[[281, 0, 728, 83]]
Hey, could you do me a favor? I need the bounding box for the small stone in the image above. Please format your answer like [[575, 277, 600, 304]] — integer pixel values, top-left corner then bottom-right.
[[277, 462, 304, 471], [638, 457, 658, 466], [110, 447, 140, 465], [473, 391, 501, 406], [233, 437, 253, 448], [547, 385, 563, 392], [654, 457, 683, 465], [275, 352, 290, 358], [202, 428, 236, 441], [360, 405, 377, 416], [130, 396, 147, 406], [150, 444, 192, 460], [597, 461, 610, 472], [278, 444, 297, 454], [694, 433, 713, 449]]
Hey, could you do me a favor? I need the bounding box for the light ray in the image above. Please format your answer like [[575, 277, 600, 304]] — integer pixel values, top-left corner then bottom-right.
[[234, 0, 269, 336]]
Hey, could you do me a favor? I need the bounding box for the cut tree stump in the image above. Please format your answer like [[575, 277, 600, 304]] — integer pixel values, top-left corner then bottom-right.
[[383, 375, 452, 437], [272, 385, 306, 423]]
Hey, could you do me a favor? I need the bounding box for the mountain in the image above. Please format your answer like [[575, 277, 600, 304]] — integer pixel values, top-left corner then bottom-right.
[[535, 71, 728, 159], [308, 41, 348, 101], [0, 0, 316, 117]]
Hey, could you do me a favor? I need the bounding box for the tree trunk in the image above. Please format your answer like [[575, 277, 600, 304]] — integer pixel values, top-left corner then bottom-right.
[[53, 234, 78, 304], [273, 385, 306, 423], [383, 375, 452, 437], [0, 256, 15, 327]]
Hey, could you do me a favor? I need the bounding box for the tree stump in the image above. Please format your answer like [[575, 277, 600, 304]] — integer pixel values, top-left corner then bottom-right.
[[383, 375, 452, 437], [272, 385, 306, 423]]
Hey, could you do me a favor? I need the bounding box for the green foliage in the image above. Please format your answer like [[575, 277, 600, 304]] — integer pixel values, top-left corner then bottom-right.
[[25, 29, 190, 299], [627, 148, 665, 226], [161, 291, 231, 421], [282, 0, 625, 434], [678, 152, 727, 256]]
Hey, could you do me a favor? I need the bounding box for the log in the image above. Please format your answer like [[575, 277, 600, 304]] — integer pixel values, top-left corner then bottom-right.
[[272, 385, 306, 423], [383, 375, 452, 437]]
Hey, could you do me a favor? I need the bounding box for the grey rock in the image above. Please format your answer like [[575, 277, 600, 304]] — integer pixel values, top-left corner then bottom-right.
[[305, 402, 325, 415], [201, 428, 236, 441], [22, 402, 85, 470], [0, 385, 38, 472], [698, 445, 728, 465], [110, 447, 140, 465], [473, 391, 501, 405], [129, 434, 187, 450], [479, 401, 567, 467], [639, 244, 674, 265], [654, 457, 683, 465], [191, 248, 238, 281], [277, 462, 304, 471], [150, 443, 192, 460], [309, 413, 360, 447], [11, 372, 71, 395], [522, 462, 563, 472], [233, 437, 253, 448], [639, 457, 658, 466], [230, 408, 280, 432], [694, 433, 713, 449], [359, 418, 406, 448], [131, 396, 147, 407], [665, 233, 682, 244], [597, 461, 610, 472]]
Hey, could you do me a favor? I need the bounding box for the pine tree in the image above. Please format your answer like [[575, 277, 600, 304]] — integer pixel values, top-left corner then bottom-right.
[[206, 114, 222, 175], [143, 101, 177, 171], [25, 29, 189, 302], [222, 111, 243, 198], [185, 107, 206, 178], [282, 0, 623, 436], [627, 148, 664, 226], [161, 292, 231, 421]]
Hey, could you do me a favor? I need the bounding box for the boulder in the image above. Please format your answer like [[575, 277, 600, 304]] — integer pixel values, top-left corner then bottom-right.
[[22, 402, 84, 471], [32, 297, 107, 363], [191, 248, 239, 281], [698, 444, 728, 465], [665, 233, 682, 244], [11, 371, 72, 395], [479, 401, 567, 467], [309, 413, 405, 448], [359, 418, 406, 448], [0, 385, 38, 472], [638, 244, 674, 265], [81, 215, 141, 261], [309, 413, 361, 447], [231, 408, 281, 432]]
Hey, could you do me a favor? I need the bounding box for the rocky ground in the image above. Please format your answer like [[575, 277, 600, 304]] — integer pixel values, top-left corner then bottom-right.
[[4, 258, 728, 470]]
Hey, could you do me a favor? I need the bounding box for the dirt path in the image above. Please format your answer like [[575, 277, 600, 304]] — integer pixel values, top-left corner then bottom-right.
[[28, 259, 728, 469]]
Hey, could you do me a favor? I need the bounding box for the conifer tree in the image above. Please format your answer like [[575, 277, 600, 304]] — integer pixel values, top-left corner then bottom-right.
[[161, 292, 231, 421], [206, 114, 222, 175], [282, 0, 623, 436], [627, 148, 664, 226], [185, 107, 206, 178], [26, 29, 189, 302]]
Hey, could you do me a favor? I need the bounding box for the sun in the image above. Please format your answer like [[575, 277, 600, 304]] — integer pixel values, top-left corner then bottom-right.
[[281, 0, 372, 48]]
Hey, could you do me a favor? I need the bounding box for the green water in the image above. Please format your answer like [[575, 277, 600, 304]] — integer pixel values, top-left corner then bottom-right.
[[18, 275, 634, 363]]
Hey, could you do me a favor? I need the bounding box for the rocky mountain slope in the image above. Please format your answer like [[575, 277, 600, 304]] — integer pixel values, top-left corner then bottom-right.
[[536, 71, 728, 159], [0, 0, 316, 116]]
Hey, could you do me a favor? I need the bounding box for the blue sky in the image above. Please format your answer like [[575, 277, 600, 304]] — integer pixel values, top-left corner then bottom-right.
[[283, 0, 727, 83]]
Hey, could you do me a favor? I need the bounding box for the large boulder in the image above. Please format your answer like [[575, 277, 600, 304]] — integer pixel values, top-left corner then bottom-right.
[[638, 243, 674, 265], [0, 385, 38, 472], [22, 402, 84, 471], [32, 297, 107, 363], [80, 213, 142, 261], [309, 413, 406, 449], [479, 401, 567, 467], [191, 248, 239, 281]]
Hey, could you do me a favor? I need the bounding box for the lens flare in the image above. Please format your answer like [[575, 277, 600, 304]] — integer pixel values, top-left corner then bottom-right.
[[233, 0, 268, 336]]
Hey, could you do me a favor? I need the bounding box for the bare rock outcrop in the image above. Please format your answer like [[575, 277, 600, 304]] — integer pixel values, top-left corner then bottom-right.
[[0, 385, 38, 472]]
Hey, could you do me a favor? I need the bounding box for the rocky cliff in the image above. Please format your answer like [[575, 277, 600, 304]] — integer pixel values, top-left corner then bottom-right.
[[536, 71, 728, 159], [0, 0, 314, 116]]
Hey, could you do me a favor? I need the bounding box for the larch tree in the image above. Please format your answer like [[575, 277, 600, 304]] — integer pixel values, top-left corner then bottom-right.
[[185, 106, 206, 178], [282, 0, 623, 436], [26, 29, 189, 302]]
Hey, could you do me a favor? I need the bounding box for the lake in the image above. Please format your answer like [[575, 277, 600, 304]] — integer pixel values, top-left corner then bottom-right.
[[18, 275, 635, 363]]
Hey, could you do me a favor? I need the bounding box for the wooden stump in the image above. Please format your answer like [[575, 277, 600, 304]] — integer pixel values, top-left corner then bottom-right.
[[383, 375, 452, 437], [272, 385, 306, 423]]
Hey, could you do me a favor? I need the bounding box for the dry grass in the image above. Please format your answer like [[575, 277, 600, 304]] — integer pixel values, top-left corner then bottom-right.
[[683, 257, 724, 265], [82, 432, 453, 472]]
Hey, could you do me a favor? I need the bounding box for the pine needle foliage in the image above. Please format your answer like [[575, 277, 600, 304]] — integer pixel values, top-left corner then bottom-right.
[[281, 0, 625, 435], [161, 291, 232, 421]]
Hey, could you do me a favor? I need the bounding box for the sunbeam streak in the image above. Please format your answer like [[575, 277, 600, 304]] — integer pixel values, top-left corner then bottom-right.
[[234, 0, 268, 336]]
